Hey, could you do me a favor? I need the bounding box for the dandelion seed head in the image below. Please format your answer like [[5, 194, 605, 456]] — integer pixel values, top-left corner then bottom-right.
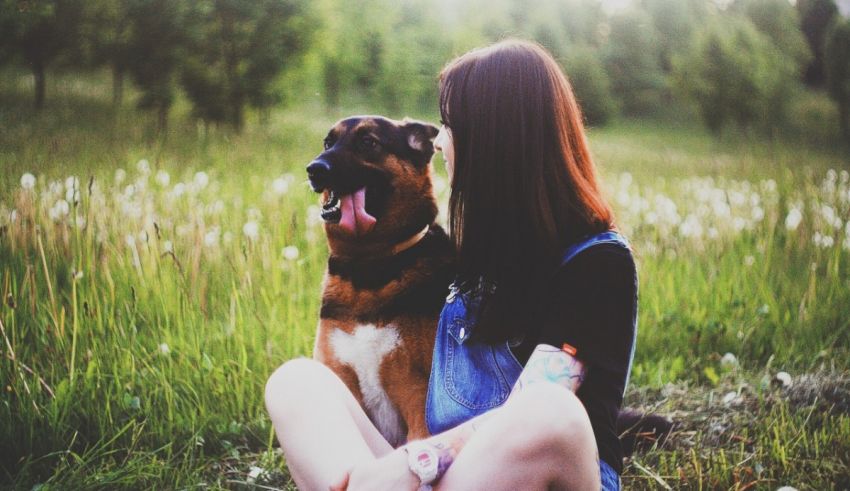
[[721, 352, 738, 368], [20, 173, 36, 190], [193, 171, 209, 190], [156, 170, 170, 187], [243, 221, 259, 240], [283, 245, 299, 260], [785, 208, 802, 231], [204, 228, 220, 247], [163, 240, 173, 253], [272, 177, 290, 195]]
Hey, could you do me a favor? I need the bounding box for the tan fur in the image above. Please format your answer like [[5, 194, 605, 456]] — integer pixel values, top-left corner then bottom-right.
[[311, 117, 448, 445]]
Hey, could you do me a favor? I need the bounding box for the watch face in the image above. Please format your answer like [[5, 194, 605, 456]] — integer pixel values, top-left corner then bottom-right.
[[416, 450, 434, 468]]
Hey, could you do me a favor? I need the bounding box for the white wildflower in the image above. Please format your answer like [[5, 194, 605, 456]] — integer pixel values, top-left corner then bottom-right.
[[20, 173, 36, 190], [163, 240, 173, 253], [115, 168, 126, 184], [283, 245, 299, 260], [53, 199, 70, 218], [125, 234, 136, 247], [243, 221, 259, 240], [773, 371, 792, 388], [722, 391, 740, 406], [137, 159, 151, 175], [776, 487, 799, 491], [827, 169, 837, 182], [193, 171, 209, 190], [156, 170, 170, 187], [720, 352, 738, 368], [246, 466, 265, 484], [785, 208, 802, 231], [744, 255, 755, 267], [158, 343, 170, 355], [204, 228, 220, 247], [272, 177, 290, 195], [171, 182, 186, 198], [752, 206, 764, 222]]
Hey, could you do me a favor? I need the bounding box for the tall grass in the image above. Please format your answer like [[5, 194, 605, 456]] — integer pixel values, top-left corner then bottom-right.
[[1, 70, 848, 488]]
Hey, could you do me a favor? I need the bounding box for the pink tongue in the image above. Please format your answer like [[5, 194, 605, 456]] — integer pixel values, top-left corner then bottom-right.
[[338, 187, 376, 236]]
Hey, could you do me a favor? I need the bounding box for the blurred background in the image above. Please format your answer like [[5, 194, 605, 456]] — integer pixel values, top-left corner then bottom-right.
[[1, 0, 850, 489], [0, 0, 849, 141]]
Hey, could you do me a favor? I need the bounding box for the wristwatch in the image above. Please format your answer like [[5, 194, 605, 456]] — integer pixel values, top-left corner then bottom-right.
[[404, 441, 439, 486]]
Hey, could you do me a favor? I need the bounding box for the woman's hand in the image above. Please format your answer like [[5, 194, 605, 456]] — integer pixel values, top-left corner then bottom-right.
[[332, 447, 420, 491]]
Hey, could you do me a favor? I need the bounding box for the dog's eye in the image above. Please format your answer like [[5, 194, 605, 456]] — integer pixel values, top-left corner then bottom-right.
[[323, 137, 334, 150], [361, 135, 379, 149]]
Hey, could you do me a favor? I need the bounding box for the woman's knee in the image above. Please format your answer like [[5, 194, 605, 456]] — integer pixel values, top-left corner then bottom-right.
[[505, 383, 596, 460], [265, 358, 329, 416]]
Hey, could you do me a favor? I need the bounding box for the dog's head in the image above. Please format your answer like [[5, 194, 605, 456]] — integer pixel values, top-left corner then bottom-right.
[[307, 115, 440, 254]]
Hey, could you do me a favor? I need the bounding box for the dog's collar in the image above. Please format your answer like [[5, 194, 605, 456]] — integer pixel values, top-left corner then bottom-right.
[[391, 225, 430, 255]]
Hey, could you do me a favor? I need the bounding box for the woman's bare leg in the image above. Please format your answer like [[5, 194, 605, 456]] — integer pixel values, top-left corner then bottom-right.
[[434, 383, 600, 491], [265, 358, 393, 490]]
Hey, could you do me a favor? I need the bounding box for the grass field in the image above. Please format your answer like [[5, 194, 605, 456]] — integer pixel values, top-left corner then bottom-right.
[[1, 72, 849, 489]]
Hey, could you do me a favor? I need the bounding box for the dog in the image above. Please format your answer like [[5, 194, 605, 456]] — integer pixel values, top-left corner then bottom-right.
[[307, 115, 455, 447], [306, 115, 674, 451]]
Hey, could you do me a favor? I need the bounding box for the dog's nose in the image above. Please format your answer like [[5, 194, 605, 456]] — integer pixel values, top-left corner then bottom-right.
[[307, 160, 331, 177]]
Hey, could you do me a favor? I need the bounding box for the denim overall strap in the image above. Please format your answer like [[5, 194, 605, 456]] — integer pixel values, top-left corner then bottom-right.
[[559, 230, 637, 396], [425, 230, 637, 436], [559, 230, 631, 268]]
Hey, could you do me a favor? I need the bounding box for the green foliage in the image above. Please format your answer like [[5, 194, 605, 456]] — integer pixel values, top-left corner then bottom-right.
[[602, 8, 666, 117], [125, 0, 191, 132], [640, 0, 709, 72], [797, 0, 839, 87], [180, 0, 315, 130], [673, 15, 800, 136], [563, 45, 616, 126], [0, 0, 85, 108], [824, 17, 850, 139], [733, 0, 812, 73]]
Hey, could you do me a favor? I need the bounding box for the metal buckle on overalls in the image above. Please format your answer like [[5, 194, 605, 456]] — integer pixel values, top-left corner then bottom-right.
[[446, 281, 459, 302]]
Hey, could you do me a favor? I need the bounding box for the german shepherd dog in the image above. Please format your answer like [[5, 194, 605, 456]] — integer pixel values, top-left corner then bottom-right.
[[307, 116, 454, 447], [306, 115, 673, 451]]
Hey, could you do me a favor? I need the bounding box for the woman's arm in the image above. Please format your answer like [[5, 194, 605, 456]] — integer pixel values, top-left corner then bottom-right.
[[337, 343, 586, 490]]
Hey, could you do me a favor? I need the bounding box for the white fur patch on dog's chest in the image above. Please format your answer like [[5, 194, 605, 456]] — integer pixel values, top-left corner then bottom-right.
[[329, 324, 405, 446]]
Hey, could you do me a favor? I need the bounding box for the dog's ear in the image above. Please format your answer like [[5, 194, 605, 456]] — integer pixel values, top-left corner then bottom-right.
[[402, 118, 439, 166]]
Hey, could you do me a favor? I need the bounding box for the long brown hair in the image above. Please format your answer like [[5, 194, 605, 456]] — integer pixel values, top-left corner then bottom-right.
[[439, 39, 614, 343]]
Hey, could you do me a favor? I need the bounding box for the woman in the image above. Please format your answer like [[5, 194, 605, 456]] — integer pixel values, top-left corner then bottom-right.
[[265, 39, 636, 491]]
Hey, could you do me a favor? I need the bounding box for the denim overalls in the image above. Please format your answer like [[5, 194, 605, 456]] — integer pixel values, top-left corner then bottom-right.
[[425, 231, 635, 490]]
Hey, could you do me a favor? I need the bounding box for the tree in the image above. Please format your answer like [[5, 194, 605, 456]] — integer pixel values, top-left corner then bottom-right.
[[125, 0, 190, 134], [733, 0, 811, 74], [797, 0, 839, 87], [563, 46, 616, 126], [0, 0, 84, 109], [641, 0, 708, 72], [825, 17, 850, 139], [78, 0, 134, 107], [674, 16, 799, 136], [602, 8, 666, 117], [179, 0, 314, 131]]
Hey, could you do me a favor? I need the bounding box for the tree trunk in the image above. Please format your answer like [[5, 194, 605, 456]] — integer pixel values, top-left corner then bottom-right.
[[157, 102, 169, 138], [33, 61, 46, 110], [112, 65, 125, 108]]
